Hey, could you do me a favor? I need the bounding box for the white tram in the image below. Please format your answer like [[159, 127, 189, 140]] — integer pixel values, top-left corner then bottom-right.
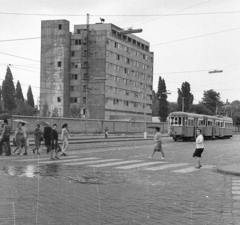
[[168, 112, 233, 141]]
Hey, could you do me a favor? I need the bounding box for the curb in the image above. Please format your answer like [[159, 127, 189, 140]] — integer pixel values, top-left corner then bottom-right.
[[217, 167, 240, 177]]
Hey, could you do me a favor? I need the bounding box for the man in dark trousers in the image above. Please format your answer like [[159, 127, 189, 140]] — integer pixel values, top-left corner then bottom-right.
[[0, 119, 11, 156], [43, 126, 52, 154]]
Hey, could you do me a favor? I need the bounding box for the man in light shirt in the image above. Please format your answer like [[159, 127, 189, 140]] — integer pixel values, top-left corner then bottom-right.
[[193, 129, 204, 168]]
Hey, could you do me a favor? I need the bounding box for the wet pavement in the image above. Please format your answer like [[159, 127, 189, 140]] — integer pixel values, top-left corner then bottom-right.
[[0, 137, 240, 224]]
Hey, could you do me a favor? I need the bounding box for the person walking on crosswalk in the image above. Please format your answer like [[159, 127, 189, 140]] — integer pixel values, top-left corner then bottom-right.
[[148, 127, 165, 160], [50, 124, 59, 160], [61, 123, 70, 156], [193, 129, 204, 169]]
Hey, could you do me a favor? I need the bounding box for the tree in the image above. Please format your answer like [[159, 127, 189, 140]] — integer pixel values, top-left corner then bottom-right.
[[15, 81, 24, 102], [27, 85, 34, 107], [190, 103, 213, 115], [233, 112, 240, 125], [2, 67, 16, 111], [177, 82, 194, 112], [51, 107, 59, 117], [157, 77, 168, 122], [152, 90, 159, 116], [201, 89, 223, 115], [69, 105, 82, 118], [13, 99, 35, 116], [168, 102, 178, 113], [42, 102, 50, 117]]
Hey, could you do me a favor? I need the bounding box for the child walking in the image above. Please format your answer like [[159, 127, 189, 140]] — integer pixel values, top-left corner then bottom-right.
[[148, 127, 165, 160]]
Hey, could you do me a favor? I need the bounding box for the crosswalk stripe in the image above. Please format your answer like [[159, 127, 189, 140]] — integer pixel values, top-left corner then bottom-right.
[[144, 163, 189, 171], [63, 159, 121, 166], [88, 160, 143, 168], [14, 155, 79, 162], [232, 186, 240, 190], [172, 165, 214, 173], [39, 157, 100, 164], [115, 162, 164, 169]]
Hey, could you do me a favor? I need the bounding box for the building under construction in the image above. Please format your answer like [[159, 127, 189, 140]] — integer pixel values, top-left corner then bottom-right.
[[40, 19, 154, 121]]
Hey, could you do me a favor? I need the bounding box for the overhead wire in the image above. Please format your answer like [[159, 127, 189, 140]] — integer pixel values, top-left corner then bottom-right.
[[132, 0, 212, 27]]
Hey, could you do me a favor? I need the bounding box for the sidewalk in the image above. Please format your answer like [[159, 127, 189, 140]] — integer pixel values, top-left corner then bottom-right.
[[8, 133, 170, 147], [217, 164, 240, 176]]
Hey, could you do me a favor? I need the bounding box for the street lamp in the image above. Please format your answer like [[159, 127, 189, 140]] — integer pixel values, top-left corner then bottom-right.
[[208, 70, 223, 74]]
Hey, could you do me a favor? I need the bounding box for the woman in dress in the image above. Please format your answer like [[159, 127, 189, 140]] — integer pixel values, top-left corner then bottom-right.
[[61, 123, 70, 156]]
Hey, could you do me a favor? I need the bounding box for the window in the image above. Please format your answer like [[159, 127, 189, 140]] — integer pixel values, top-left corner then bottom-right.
[[58, 61, 61, 67], [124, 101, 129, 106], [83, 73, 87, 80], [113, 99, 119, 105], [83, 97, 86, 104], [77, 29, 81, 34], [83, 85, 86, 92], [133, 102, 138, 108], [75, 39, 81, 45], [71, 98, 77, 103], [71, 51, 75, 57], [58, 24, 62, 30], [57, 97, 61, 102], [74, 75, 78, 80], [207, 120, 213, 126], [70, 86, 74, 91]]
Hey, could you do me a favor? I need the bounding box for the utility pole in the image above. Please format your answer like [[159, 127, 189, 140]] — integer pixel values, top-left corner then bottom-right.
[[84, 13, 90, 133], [182, 97, 184, 112]]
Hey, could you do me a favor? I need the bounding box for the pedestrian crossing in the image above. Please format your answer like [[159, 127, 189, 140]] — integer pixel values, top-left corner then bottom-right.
[[13, 156, 214, 174]]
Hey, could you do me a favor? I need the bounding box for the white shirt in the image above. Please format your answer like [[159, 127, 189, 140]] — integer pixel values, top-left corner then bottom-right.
[[196, 134, 204, 148]]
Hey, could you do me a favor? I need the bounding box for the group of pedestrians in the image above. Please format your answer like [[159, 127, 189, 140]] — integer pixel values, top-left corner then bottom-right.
[[0, 120, 71, 160], [148, 127, 204, 169]]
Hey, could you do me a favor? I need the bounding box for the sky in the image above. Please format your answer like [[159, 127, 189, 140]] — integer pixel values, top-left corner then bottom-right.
[[0, 0, 240, 105]]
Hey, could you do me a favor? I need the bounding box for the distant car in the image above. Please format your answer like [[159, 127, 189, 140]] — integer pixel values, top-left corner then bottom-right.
[[168, 111, 233, 141]]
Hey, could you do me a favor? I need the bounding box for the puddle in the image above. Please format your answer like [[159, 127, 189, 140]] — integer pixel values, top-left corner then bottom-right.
[[0, 164, 129, 185]]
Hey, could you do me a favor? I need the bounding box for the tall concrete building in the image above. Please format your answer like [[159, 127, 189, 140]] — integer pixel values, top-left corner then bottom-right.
[[40, 20, 154, 121]]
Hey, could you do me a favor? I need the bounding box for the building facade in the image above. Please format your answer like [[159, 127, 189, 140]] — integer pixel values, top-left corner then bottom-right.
[[40, 20, 154, 121]]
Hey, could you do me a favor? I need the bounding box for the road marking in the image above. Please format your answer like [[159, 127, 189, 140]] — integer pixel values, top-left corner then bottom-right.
[[88, 160, 143, 168], [14, 156, 79, 162], [144, 163, 189, 171], [232, 187, 240, 190], [39, 157, 100, 164], [63, 159, 121, 166], [172, 165, 214, 173], [232, 180, 240, 184], [233, 196, 240, 200], [115, 162, 164, 169], [232, 191, 240, 195]]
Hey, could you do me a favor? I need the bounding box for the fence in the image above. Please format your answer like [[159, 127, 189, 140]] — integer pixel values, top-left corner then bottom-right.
[[10, 115, 169, 134]]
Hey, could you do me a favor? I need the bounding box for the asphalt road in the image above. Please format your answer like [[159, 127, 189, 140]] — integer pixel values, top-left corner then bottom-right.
[[0, 135, 240, 224]]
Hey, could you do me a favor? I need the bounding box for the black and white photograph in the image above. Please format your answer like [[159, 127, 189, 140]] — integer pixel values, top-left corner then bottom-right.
[[0, 0, 240, 224]]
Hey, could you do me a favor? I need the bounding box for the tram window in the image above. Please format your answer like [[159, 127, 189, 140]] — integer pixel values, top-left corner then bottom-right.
[[198, 119, 205, 126], [178, 117, 182, 126], [188, 119, 193, 126], [182, 117, 186, 126], [207, 120, 213, 126], [221, 122, 225, 128]]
